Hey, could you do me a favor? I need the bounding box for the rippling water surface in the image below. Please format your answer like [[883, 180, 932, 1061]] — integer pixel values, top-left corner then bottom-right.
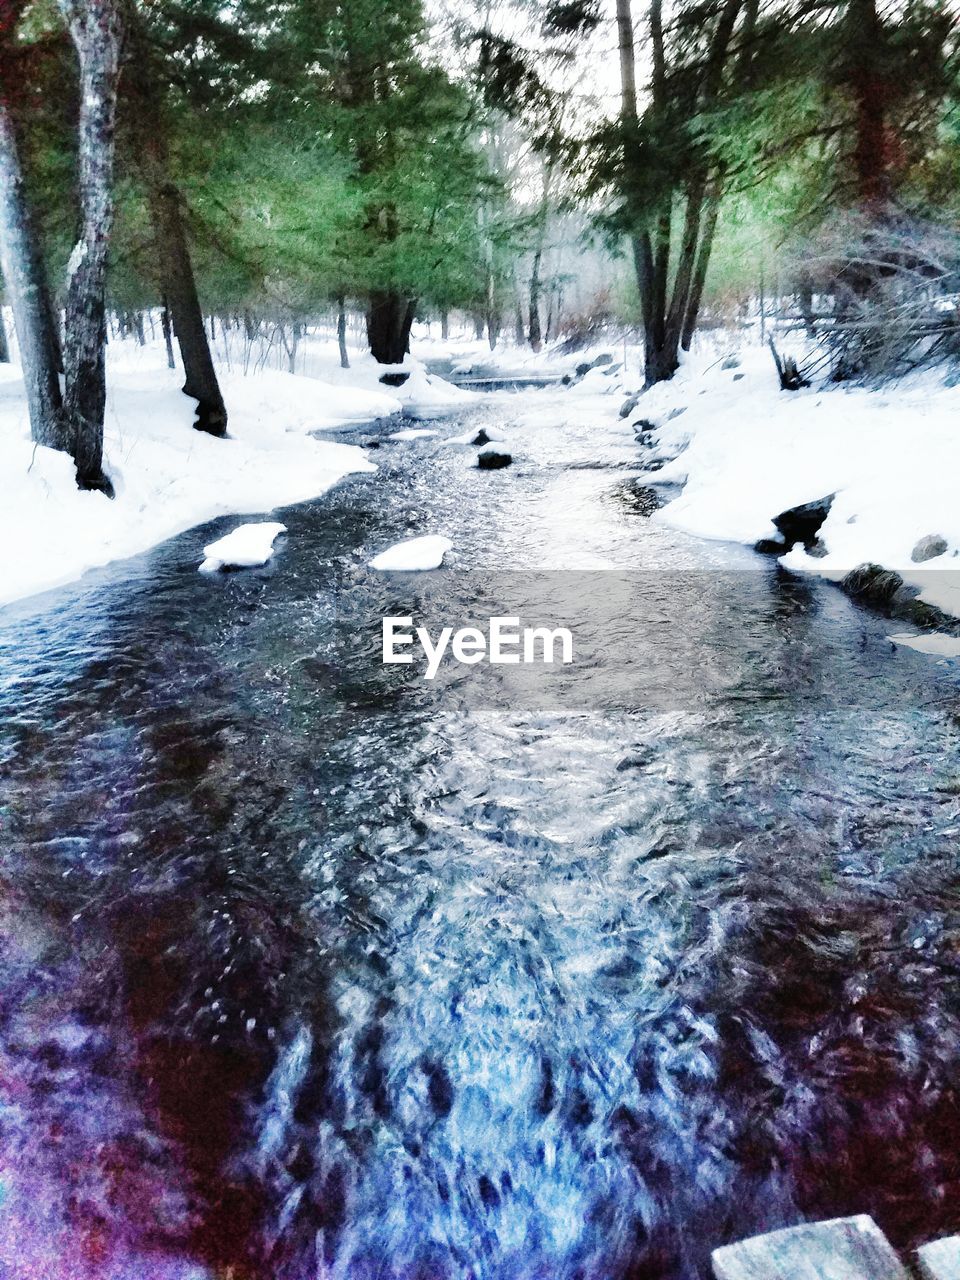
[[1, 385, 960, 1279]]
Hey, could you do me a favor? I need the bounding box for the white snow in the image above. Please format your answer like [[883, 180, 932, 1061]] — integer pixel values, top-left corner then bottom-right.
[[200, 521, 287, 572], [0, 350, 379, 607], [625, 344, 960, 615], [388, 427, 439, 441], [369, 534, 452, 571], [387, 360, 478, 420], [446, 426, 507, 445], [888, 632, 960, 657]]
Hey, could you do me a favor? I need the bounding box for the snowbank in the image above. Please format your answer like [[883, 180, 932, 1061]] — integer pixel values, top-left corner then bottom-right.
[[391, 361, 478, 420], [200, 521, 287, 572], [369, 535, 452, 571], [631, 346, 960, 615], [0, 357, 378, 607]]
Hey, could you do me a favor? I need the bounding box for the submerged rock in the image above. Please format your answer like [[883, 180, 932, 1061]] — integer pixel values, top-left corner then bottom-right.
[[477, 448, 512, 470], [772, 493, 834, 549], [911, 533, 948, 563], [842, 562, 956, 630], [841, 563, 906, 607]]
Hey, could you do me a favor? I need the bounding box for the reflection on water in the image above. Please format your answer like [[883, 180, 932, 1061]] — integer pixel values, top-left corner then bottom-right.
[[1, 393, 960, 1278]]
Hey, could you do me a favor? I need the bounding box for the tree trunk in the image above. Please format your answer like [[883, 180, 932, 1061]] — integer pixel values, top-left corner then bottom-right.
[[528, 249, 543, 352], [337, 295, 349, 368], [127, 10, 227, 437], [366, 290, 414, 364], [681, 186, 721, 350], [440, 308, 449, 341], [850, 0, 890, 210], [59, 0, 123, 494], [147, 178, 227, 434], [161, 296, 175, 368], [283, 321, 301, 374], [0, 88, 69, 451], [487, 311, 500, 350], [0, 306, 8, 362]]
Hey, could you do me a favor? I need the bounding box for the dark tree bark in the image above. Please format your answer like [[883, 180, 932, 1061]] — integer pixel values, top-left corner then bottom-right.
[[59, 0, 123, 494], [367, 291, 414, 365], [0, 306, 9, 363], [681, 184, 721, 350], [0, 77, 69, 451], [42, 276, 64, 373], [126, 10, 226, 436], [528, 252, 543, 353], [337, 295, 349, 368], [146, 174, 227, 434], [440, 308, 449, 341], [486, 309, 500, 350], [849, 0, 891, 210], [161, 295, 176, 368], [618, 0, 747, 384]]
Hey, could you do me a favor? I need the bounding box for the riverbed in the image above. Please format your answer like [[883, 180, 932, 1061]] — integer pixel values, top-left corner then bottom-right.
[[1, 383, 959, 1280]]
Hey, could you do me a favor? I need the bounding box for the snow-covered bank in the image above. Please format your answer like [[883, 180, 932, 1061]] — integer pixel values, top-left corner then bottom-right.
[[626, 345, 960, 617], [0, 356, 387, 607]]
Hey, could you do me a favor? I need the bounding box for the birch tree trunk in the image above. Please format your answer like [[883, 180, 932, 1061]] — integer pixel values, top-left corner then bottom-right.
[[59, 0, 123, 494], [0, 86, 69, 450]]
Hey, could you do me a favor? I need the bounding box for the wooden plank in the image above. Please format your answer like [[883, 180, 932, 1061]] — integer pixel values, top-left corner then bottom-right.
[[712, 1215, 909, 1280], [917, 1237, 960, 1280]]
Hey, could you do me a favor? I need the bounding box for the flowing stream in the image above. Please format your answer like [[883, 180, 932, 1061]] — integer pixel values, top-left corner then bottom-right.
[[1, 382, 960, 1279]]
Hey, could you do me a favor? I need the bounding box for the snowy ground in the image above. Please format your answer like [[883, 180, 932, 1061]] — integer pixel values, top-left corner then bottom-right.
[[2, 317, 960, 619], [629, 344, 960, 619], [0, 330, 481, 608]]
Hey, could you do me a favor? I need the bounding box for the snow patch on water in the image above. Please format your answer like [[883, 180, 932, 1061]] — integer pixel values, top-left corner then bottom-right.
[[199, 521, 286, 572], [369, 534, 452, 571]]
